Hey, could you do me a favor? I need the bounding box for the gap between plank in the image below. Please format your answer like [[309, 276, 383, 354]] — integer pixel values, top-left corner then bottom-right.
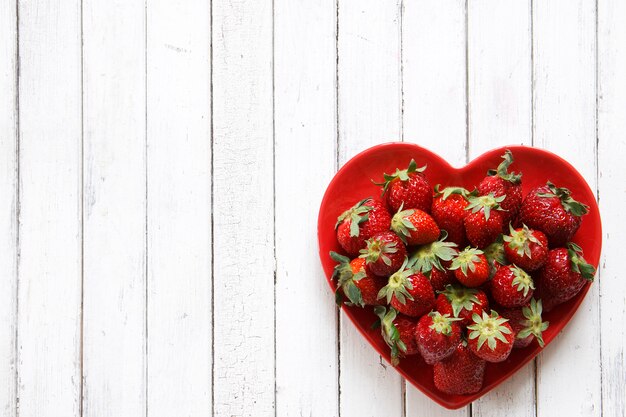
[[14, 0, 21, 415]]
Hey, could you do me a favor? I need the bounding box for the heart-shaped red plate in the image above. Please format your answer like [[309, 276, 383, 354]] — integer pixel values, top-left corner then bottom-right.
[[317, 143, 602, 409]]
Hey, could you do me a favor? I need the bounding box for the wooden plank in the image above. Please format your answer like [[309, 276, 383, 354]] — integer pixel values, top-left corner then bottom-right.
[[82, 0, 147, 415], [403, 0, 467, 165], [338, 1, 403, 416], [467, 2, 535, 416], [467, 0, 532, 154], [16, 1, 82, 416], [402, 1, 469, 415], [145, 1, 212, 416], [211, 0, 275, 415], [598, 0, 626, 415], [0, 1, 18, 416], [274, 0, 338, 416], [533, 1, 601, 416]]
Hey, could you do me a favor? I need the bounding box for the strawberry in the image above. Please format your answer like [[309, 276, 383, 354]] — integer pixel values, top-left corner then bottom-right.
[[407, 234, 458, 273], [435, 285, 489, 327], [329, 252, 386, 307], [449, 247, 490, 287], [427, 266, 456, 292], [503, 224, 549, 271], [391, 207, 439, 246], [478, 150, 522, 225], [519, 182, 589, 247], [490, 264, 535, 308], [433, 341, 486, 395], [335, 198, 391, 256], [374, 160, 432, 214], [539, 243, 596, 311], [415, 311, 462, 364], [378, 259, 435, 318], [374, 306, 419, 366], [483, 235, 509, 278], [431, 186, 473, 246], [359, 231, 407, 277], [500, 298, 549, 348], [407, 234, 458, 291], [467, 310, 515, 362], [464, 193, 507, 248]]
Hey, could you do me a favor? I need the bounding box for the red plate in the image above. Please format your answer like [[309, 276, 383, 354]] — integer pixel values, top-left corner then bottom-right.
[[317, 143, 602, 409]]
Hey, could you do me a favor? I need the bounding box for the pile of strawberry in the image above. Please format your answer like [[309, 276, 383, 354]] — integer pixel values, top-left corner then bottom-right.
[[329, 151, 596, 395]]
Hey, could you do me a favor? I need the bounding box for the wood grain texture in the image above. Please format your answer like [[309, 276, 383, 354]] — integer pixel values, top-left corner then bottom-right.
[[403, 0, 467, 165], [598, 0, 626, 415], [467, 2, 535, 416], [468, 0, 532, 153], [338, 1, 403, 416], [146, 0, 212, 416], [82, 0, 147, 415], [211, 0, 275, 415], [0, 1, 18, 416], [274, 0, 339, 416], [533, 1, 601, 416], [402, 1, 468, 415], [16, 1, 83, 415]]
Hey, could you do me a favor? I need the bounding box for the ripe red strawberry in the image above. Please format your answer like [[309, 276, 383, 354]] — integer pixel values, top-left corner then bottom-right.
[[464, 193, 507, 248], [433, 341, 486, 395], [407, 234, 458, 291], [503, 224, 549, 271], [539, 243, 596, 311], [359, 231, 407, 277], [435, 285, 489, 327], [329, 252, 386, 307], [427, 266, 456, 292], [431, 186, 473, 246], [519, 182, 589, 247], [467, 310, 515, 362], [378, 260, 435, 317], [478, 150, 523, 225], [374, 160, 432, 214], [500, 298, 549, 348], [374, 306, 419, 366], [335, 198, 391, 256], [491, 264, 535, 308], [483, 235, 509, 278], [449, 247, 490, 287], [391, 207, 439, 246], [408, 234, 458, 273], [415, 311, 462, 364]]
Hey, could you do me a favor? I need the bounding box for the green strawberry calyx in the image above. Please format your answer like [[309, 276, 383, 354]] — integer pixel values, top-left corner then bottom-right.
[[433, 184, 475, 201], [441, 284, 481, 318], [567, 242, 596, 281], [518, 298, 549, 347], [465, 193, 506, 221], [428, 311, 462, 336], [407, 231, 458, 273], [390, 205, 417, 243], [377, 258, 414, 305], [467, 310, 513, 351], [374, 306, 406, 366], [330, 251, 366, 307], [484, 235, 508, 271], [537, 181, 589, 217], [449, 247, 484, 277], [509, 265, 535, 297], [335, 197, 374, 237], [373, 159, 427, 196], [503, 224, 543, 258], [359, 235, 399, 267], [487, 150, 522, 184]]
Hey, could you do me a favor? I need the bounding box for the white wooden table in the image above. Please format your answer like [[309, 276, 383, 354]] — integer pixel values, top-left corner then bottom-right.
[[1, 1, 624, 416]]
